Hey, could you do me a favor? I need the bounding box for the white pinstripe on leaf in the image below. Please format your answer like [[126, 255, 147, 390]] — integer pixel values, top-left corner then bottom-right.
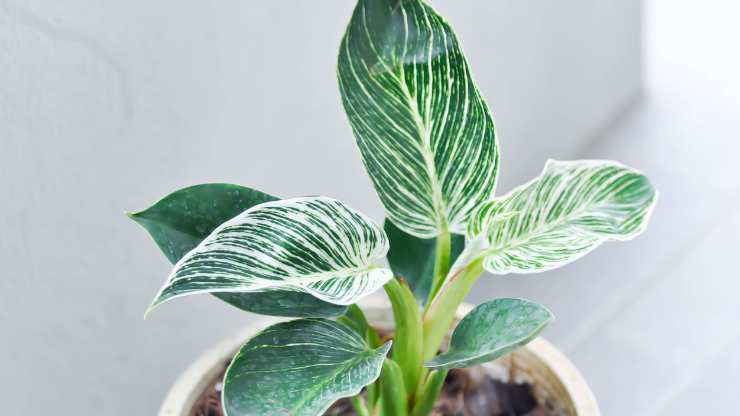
[[338, 0, 499, 238], [147, 197, 392, 312], [223, 319, 391, 416], [468, 160, 658, 274]]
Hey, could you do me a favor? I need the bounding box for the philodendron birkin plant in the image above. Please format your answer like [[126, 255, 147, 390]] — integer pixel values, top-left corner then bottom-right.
[[129, 1, 657, 415]]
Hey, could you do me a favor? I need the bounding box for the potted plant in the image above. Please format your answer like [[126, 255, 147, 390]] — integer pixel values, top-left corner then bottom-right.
[[129, 1, 657, 415]]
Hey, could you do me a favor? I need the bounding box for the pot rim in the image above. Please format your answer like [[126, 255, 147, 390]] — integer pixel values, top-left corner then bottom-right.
[[158, 303, 599, 416]]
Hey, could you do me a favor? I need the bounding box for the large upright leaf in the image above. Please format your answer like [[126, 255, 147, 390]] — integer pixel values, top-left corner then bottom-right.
[[338, 0, 499, 238], [384, 219, 465, 304], [223, 319, 391, 416], [147, 197, 392, 312], [425, 299, 552, 370], [128, 184, 346, 317], [468, 160, 658, 274]]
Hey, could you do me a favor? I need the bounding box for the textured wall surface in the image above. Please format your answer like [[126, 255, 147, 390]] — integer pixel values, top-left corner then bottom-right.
[[477, 0, 740, 413], [0, 1, 641, 414]]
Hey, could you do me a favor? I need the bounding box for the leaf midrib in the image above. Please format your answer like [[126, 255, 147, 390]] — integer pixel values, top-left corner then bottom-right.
[[362, 2, 448, 231], [397, 72, 447, 230], [174, 262, 380, 286], [288, 349, 378, 414], [427, 321, 548, 369]]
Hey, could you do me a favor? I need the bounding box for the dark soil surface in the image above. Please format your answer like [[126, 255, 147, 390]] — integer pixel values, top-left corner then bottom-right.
[[192, 361, 559, 416]]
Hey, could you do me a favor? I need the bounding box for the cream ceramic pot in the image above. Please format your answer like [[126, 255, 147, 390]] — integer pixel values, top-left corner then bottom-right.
[[158, 302, 599, 416]]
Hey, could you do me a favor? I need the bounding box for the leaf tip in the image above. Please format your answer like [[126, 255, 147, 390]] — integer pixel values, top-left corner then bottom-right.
[[142, 303, 155, 320], [125, 210, 146, 225], [378, 340, 393, 356], [143, 294, 166, 319]]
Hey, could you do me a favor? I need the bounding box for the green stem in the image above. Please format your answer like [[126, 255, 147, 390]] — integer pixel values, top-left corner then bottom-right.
[[426, 228, 451, 305], [381, 359, 408, 416], [366, 382, 379, 411], [422, 257, 485, 360], [384, 278, 423, 397], [411, 370, 448, 416], [351, 396, 369, 416]]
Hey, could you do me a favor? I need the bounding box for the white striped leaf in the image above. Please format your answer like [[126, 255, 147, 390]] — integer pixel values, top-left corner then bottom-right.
[[223, 319, 392, 416], [148, 197, 393, 312], [128, 184, 347, 318], [468, 160, 658, 274], [338, 0, 499, 238]]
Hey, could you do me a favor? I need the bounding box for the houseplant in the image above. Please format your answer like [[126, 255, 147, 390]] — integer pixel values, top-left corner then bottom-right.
[[129, 0, 657, 414]]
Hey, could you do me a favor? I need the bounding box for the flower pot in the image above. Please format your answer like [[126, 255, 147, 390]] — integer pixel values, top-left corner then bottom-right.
[[158, 300, 599, 415]]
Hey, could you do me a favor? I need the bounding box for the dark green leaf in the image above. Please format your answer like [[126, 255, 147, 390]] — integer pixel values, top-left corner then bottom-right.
[[425, 299, 553, 370], [385, 219, 464, 304], [128, 184, 346, 317], [128, 183, 276, 264], [214, 291, 347, 319], [223, 319, 391, 416]]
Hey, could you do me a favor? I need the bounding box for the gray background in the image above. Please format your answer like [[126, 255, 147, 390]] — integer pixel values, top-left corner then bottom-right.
[[2, 0, 739, 414]]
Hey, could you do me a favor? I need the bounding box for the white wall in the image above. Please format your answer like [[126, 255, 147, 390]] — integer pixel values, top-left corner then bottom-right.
[[0, 1, 641, 414]]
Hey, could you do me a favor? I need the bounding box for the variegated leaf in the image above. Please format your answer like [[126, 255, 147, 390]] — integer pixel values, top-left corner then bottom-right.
[[148, 197, 392, 312], [338, 0, 499, 238], [128, 184, 347, 318], [223, 319, 391, 416], [468, 160, 658, 274]]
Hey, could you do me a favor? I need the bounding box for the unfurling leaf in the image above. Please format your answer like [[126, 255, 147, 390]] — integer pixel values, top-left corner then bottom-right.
[[468, 160, 658, 274], [128, 184, 346, 317], [425, 298, 552, 370], [147, 196, 393, 313], [223, 319, 391, 416], [338, 0, 499, 238]]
